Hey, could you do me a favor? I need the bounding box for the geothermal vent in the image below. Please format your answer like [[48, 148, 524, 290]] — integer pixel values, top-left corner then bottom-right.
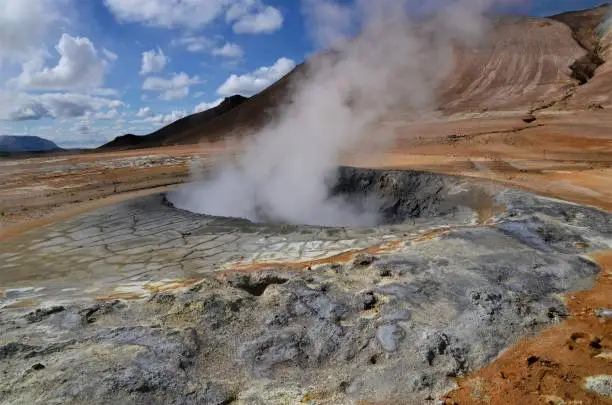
[[168, 167, 499, 228]]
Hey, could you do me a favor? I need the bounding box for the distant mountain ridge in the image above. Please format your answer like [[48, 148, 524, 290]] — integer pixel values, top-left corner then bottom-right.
[[0, 135, 62, 154]]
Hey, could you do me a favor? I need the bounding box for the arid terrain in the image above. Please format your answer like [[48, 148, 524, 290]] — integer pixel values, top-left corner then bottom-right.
[[1, 4, 612, 405]]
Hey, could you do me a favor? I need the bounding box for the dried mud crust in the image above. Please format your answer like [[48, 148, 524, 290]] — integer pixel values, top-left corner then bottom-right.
[[0, 168, 610, 405]]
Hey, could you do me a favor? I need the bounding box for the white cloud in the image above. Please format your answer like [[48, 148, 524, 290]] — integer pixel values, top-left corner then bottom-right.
[[142, 72, 202, 100], [57, 120, 121, 149], [194, 98, 223, 113], [103, 0, 282, 33], [136, 106, 153, 118], [0, 91, 124, 121], [217, 57, 295, 97], [140, 48, 167, 75], [172, 35, 214, 53], [174, 36, 244, 60], [229, 5, 283, 34], [162, 110, 186, 123], [146, 109, 187, 125], [212, 42, 244, 59], [0, 0, 68, 64], [108, 99, 124, 109], [91, 109, 119, 120], [89, 88, 121, 97], [13, 34, 107, 91], [104, 0, 225, 29]]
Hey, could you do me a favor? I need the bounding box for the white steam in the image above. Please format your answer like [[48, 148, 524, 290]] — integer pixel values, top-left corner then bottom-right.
[[170, 0, 500, 227]]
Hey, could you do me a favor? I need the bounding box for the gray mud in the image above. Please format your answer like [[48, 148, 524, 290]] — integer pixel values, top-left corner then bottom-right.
[[0, 167, 610, 404]]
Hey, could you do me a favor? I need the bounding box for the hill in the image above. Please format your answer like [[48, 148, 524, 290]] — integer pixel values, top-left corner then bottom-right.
[[102, 95, 250, 150], [0, 135, 62, 154], [100, 4, 611, 150]]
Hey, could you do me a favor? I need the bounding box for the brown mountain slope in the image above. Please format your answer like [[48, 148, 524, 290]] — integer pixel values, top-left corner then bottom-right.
[[441, 4, 610, 114], [101, 95, 250, 150], [559, 3, 612, 109], [100, 4, 610, 150], [437, 15, 586, 114], [100, 66, 307, 150]]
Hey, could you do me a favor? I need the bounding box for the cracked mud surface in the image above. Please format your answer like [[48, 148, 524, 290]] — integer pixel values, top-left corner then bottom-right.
[[1, 168, 610, 404]]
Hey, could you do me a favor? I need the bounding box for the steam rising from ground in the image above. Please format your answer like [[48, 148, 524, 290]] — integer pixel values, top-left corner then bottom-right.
[[170, 0, 499, 227]]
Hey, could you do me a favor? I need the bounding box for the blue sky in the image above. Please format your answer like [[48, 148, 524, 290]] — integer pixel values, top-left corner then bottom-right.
[[0, 0, 606, 148]]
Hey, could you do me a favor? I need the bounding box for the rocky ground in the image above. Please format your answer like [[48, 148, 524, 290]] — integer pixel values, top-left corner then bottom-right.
[[0, 108, 611, 405], [0, 167, 611, 404]]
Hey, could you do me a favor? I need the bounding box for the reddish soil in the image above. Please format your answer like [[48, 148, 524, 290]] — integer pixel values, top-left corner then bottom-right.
[[442, 250, 612, 405]]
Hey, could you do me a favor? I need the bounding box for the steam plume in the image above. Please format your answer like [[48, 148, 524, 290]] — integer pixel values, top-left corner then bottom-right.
[[170, 0, 500, 227]]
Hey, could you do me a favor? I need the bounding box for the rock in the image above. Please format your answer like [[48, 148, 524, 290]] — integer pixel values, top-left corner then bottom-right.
[[0, 342, 36, 360], [150, 293, 176, 305], [199, 382, 233, 405], [584, 375, 612, 397], [229, 272, 288, 296], [25, 306, 65, 323], [240, 331, 307, 376], [79, 300, 125, 324], [588, 102, 604, 110], [596, 308, 612, 318], [352, 253, 377, 267], [522, 114, 537, 123], [356, 291, 377, 310], [376, 324, 405, 352]]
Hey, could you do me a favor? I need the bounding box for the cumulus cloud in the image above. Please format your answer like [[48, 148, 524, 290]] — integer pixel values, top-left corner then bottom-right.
[[140, 48, 167, 75], [217, 57, 295, 97], [91, 109, 120, 120], [135, 106, 153, 118], [0, 0, 68, 64], [212, 42, 244, 59], [104, 0, 282, 33], [13, 34, 107, 91], [142, 72, 202, 100], [174, 36, 244, 60], [193, 98, 223, 113], [104, 0, 224, 29], [0, 91, 124, 121], [89, 88, 121, 97], [131, 106, 185, 125], [108, 99, 124, 109], [146, 109, 187, 125], [229, 5, 283, 34], [172, 35, 215, 53]]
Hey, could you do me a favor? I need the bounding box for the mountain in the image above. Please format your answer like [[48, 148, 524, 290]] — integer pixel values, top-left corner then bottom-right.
[[102, 95, 251, 150], [0, 135, 62, 154], [100, 4, 611, 150], [101, 64, 306, 150]]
